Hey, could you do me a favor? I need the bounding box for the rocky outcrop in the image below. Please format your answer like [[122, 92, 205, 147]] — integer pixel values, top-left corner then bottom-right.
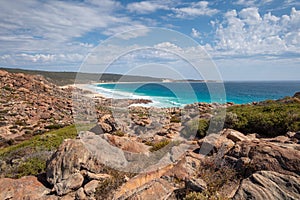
[[0, 128, 299, 199], [226, 135, 300, 176], [46, 136, 112, 196], [233, 171, 300, 200]]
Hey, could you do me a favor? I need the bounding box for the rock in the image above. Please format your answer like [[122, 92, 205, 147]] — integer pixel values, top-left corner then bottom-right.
[[293, 91, 300, 98], [75, 187, 87, 200], [197, 133, 235, 155], [185, 177, 207, 192], [86, 171, 111, 181], [294, 132, 300, 140], [0, 176, 50, 199], [84, 180, 100, 196], [105, 134, 149, 153], [98, 114, 118, 133], [46, 139, 97, 186], [225, 129, 249, 142], [120, 178, 176, 200], [98, 121, 113, 133], [233, 171, 300, 200], [47, 132, 129, 196], [114, 164, 174, 199], [54, 172, 84, 196], [227, 139, 300, 175]]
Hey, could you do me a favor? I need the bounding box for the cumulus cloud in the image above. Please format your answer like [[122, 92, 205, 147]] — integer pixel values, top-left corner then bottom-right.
[[212, 7, 300, 57], [172, 1, 219, 18]]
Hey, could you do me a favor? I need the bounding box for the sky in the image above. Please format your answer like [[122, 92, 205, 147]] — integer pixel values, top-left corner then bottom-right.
[[0, 0, 300, 80]]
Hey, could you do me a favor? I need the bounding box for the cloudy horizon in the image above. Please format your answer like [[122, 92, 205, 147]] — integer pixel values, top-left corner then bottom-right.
[[0, 0, 299, 80]]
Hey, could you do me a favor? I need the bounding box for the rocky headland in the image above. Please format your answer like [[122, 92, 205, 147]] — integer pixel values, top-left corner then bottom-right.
[[0, 69, 299, 200]]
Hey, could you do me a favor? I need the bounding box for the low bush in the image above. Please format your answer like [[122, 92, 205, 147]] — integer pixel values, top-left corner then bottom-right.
[[149, 139, 170, 152], [181, 119, 209, 139], [16, 157, 46, 178], [170, 115, 181, 123], [0, 125, 91, 178], [45, 124, 64, 130], [225, 100, 300, 136]]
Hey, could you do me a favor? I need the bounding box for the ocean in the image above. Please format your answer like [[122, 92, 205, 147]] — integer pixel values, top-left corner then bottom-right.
[[90, 81, 300, 107]]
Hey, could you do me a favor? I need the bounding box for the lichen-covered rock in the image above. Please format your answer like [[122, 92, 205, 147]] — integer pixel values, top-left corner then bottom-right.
[[233, 171, 300, 200]]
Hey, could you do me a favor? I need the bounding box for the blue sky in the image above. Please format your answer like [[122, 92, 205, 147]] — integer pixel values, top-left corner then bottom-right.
[[0, 0, 300, 80]]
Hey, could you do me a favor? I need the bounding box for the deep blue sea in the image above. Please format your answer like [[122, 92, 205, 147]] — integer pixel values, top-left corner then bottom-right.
[[91, 81, 300, 107]]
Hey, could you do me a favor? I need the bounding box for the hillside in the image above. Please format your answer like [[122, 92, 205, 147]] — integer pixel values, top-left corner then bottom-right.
[[0, 68, 164, 86]]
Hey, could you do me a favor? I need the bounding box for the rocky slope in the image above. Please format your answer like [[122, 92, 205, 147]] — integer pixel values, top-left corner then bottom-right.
[[0, 70, 73, 146]]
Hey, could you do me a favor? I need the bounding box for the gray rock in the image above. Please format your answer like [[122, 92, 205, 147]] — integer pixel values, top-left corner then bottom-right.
[[234, 171, 300, 200], [55, 172, 84, 196]]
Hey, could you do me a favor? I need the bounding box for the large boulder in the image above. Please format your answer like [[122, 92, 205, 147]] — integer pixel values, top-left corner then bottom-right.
[[46, 132, 124, 196], [233, 171, 300, 200], [227, 138, 300, 175], [197, 133, 235, 156], [0, 176, 52, 200], [46, 139, 97, 186]]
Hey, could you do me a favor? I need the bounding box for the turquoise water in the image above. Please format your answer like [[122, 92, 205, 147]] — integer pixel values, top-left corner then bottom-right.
[[92, 81, 300, 107]]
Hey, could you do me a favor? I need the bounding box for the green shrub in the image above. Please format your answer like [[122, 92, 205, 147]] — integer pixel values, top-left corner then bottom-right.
[[149, 139, 170, 152], [185, 192, 206, 200], [225, 100, 300, 136], [181, 119, 209, 139], [16, 157, 46, 178], [0, 125, 93, 178], [170, 115, 181, 123], [14, 120, 27, 126], [113, 130, 125, 137], [3, 85, 13, 91], [45, 124, 64, 130], [95, 167, 136, 200], [185, 191, 228, 200]]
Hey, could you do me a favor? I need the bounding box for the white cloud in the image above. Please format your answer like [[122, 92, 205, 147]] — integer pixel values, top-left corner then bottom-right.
[[127, 1, 168, 14], [172, 1, 219, 18], [0, 0, 153, 68], [235, 0, 273, 7], [211, 7, 300, 57], [191, 28, 201, 38]]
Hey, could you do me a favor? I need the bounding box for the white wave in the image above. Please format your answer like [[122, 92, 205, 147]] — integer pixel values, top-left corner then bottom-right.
[[91, 84, 186, 108]]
